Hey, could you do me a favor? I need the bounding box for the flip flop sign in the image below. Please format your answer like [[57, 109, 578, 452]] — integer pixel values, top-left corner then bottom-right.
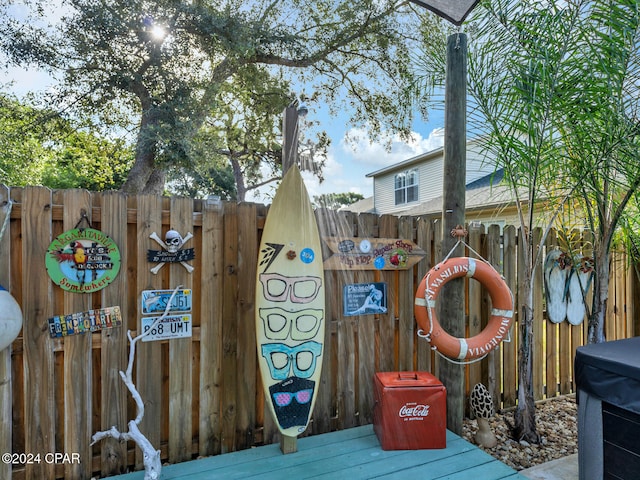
[[323, 237, 425, 270]]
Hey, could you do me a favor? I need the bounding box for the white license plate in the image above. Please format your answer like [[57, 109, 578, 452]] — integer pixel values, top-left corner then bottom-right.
[[141, 314, 192, 342]]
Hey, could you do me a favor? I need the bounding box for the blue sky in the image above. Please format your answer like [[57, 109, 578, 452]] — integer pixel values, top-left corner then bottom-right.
[[288, 105, 445, 202], [4, 0, 447, 202]]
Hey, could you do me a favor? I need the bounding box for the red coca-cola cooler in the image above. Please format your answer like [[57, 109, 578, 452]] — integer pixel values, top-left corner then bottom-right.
[[373, 371, 446, 450]]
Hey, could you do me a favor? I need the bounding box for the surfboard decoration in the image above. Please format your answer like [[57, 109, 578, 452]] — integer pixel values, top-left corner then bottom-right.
[[566, 254, 594, 326], [544, 249, 571, 324], [256, 165, 325, 437]]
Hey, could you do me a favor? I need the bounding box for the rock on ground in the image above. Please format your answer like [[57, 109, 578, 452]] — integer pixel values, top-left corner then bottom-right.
[[461, 394, 577, 471]]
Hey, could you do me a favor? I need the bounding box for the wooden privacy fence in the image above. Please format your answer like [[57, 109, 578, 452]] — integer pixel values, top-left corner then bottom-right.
[[1, 186, 638, 479]]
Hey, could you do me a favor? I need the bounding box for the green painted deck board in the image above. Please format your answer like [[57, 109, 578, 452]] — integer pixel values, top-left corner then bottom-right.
[[113, 425, 528, 480]]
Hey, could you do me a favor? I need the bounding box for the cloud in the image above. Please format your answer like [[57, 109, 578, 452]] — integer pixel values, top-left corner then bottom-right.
[[340, 127, 445, 167]]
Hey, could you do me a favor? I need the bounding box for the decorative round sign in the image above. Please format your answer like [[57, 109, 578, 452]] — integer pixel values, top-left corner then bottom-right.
[[359, 239, 372, 253], [45, 228, 121, 293]]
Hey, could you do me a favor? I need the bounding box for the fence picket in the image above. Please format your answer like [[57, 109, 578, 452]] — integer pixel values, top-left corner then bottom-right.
[[0, 185, 13, 480], [356, 212, 377, 426], [398, 216, 415, 372], [98, 191, 129, 475], [22, 187, 56, 480], [134, 194, 164, 469], [199, 198, 224, 456], [62, 190, 93, 480], [236, 202, 257, 448], [168, 197, 194, 463], [221, 202, 238, 453], [378, 214, 398, 372]]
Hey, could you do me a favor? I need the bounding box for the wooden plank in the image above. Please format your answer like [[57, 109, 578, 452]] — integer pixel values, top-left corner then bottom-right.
[[502, 225, 520, 408], [135, 194, 164, 469], [9, 189, 25, 463], [335, 211, 357, 429], [0, 185, 14, 480], [313, 207, 345, 435], [236, 202, 256, 448], [532, 228, 544, 401], [627, 261, 637, 338], [397, 216, 415, 371], [544, 230, 558, 398], [98, 191, 129, 475], [558, 320, 571, 394], [22, 186, 56, 480], [252, 440, 473, 480], [168, 197, 194, 463], [378, 214, 398, 372], [605, 255, 616, 340], [199, 197, 224, 456], [486, 224, 503, 407], [323, 236, 425, 271], [356, 448, 509, 480], [415, 216, 433, 373], [221, 202, 238, 453], [467, 223, 484, 402], [62, 190, 93, 480], [355, 212, 376, 425], [614, 250, 625, 340]]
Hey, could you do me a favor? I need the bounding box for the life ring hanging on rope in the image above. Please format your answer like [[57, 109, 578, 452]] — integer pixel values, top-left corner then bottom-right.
[[414, 257, 514, 361]]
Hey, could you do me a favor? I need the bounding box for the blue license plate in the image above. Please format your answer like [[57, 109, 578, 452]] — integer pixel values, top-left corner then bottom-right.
[[141, 289, 192, 314]]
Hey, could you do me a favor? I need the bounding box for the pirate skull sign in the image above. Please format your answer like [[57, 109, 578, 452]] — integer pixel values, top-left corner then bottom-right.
[[165, 230, 184, 253], [148, 230, 195, 274]]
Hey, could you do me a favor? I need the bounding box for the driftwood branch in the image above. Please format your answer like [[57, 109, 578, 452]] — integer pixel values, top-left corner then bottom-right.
[[91, 285, 183, 480]]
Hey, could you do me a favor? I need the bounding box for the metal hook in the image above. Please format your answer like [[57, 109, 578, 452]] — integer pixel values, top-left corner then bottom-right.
[[74, 208, 93, 230]]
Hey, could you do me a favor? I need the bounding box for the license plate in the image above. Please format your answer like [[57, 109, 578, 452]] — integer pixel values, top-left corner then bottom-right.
[[141, 289, 192, 314], [141, 314, 192, 342]]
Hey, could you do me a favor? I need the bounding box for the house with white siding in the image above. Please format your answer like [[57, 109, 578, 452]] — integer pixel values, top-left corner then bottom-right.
[[347, 137, 530, 226], [365, 137, 496, 214]]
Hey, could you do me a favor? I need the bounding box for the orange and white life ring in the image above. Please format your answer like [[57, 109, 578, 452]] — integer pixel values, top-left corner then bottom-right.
[[414, 257, 514, 361]]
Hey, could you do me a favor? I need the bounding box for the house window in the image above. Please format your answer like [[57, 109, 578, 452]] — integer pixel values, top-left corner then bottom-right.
[[394, 169, 418, 205]]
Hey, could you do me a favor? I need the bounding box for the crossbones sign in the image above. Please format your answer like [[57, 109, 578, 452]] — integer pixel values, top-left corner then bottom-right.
[[148, 230, 195, 274]]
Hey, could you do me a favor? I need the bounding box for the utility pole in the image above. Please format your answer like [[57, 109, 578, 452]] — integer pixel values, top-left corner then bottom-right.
[[407, 0, 478, 435]]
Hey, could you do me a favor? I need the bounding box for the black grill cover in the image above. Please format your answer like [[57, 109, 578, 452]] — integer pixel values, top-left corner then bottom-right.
[[575, 337, 640, 415]]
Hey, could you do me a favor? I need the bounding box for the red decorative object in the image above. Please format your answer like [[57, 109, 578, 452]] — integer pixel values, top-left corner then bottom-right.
[[373, 371, 446, 450]]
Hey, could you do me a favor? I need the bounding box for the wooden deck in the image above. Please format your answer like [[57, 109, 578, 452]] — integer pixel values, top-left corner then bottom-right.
[[113, 425, 527, 479]]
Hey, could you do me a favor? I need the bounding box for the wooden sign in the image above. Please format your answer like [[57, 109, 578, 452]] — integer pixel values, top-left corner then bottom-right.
[[323, 237, 425, 270]]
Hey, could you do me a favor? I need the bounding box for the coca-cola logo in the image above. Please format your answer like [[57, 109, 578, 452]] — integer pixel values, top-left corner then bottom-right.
[[398, 403, 430, 419]]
